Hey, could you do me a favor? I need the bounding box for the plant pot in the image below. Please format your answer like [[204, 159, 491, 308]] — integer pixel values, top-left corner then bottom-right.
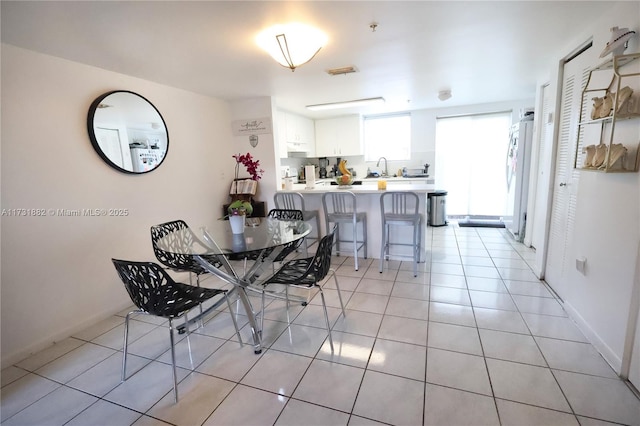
[[229, 215, 245, 234]]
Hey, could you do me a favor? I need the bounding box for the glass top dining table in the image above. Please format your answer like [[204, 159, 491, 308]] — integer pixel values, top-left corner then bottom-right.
[[155, 217, 311, 353]]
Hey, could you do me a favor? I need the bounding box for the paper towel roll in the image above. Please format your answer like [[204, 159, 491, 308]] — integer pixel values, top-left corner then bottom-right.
[[305, 165, 316, 189], [284, 177, 294, 190]]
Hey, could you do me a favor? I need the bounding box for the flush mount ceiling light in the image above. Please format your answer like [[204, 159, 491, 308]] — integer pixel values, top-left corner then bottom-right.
[[306, 97, 385, 111], [256, 23, 327, 72], [438, 90, 452, 101]]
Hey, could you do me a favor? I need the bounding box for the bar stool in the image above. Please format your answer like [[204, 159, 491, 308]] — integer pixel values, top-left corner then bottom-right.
[[322, 191, 367, 270], [274, 192, 321, 255], [380, 191, 422, 277]]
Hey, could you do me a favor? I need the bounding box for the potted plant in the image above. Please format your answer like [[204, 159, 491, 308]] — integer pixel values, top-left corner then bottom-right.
[[227, 199, 254, 217], [225, 153, 263, 233], [227, 200, 250, 234]]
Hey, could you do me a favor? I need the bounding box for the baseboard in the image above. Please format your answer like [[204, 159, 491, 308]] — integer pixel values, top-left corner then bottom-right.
[[563, 300, 622, 375], [1, 301, 131, 369]]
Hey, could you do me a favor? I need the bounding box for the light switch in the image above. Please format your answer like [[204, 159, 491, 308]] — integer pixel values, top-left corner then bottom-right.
[[576, 257, 587, 275]]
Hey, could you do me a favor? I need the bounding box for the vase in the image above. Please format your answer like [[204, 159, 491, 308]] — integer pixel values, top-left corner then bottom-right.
[[231, 233, 247, 252], [229, 215, 245, 234]]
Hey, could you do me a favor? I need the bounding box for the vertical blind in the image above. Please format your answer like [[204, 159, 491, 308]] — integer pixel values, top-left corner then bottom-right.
[[435, 112, 512, 217]]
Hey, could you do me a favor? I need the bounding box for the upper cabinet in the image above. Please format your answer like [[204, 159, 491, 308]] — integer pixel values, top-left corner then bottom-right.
[[277, 110, 315, 157], [315, 115, 363, 157]]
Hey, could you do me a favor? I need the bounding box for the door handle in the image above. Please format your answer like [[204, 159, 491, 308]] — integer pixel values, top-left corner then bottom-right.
[[559, 182, 567, 187]]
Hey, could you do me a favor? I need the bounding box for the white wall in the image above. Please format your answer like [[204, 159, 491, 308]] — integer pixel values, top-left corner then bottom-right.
[[229, 98, 279, 213], [0, 45, 239, 367], [281, 99, 534, 181], [533, 2, 640, 373]]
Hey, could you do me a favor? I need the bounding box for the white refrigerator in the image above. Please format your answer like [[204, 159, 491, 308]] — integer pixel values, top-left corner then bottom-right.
[[130, 148, 165, 173], [504, 118, 534, 242]]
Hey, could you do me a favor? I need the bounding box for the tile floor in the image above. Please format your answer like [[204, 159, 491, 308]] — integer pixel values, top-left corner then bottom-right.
[[2, 225, 640, 425]]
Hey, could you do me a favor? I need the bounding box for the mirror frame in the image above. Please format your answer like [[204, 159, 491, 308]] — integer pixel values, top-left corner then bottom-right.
[[87, 90, 169, 174]]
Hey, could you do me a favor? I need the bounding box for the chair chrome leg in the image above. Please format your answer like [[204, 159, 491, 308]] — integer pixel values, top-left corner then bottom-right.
[[121, 311, 132, 382], [315, 215, 322, 245], [379, 222, 387, 273], [183, 313, 195, 369], [169, 319, 178, 403], [260, 288, 266, 335], [285, 285, 291, 325], [332, 271, 346, 317], [363, 216, 368, 259], [303, 236, 310, 258], [318, 287, 334, 352], [353, 218, 359, 271], [195, 274, 204, 327], [413, 222, 419, 277]]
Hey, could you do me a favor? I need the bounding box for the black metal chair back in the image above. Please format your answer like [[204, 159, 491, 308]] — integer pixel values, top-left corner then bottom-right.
[[112, 259, 213, 318], [261, 225, 344, 351], [268, 209, 304, 221], [308, 226, 335, 282], [267, 209, 305, 262], [112, 258, 241, 403], [151, 219, 222, 277], [263, 226, 335, 287]]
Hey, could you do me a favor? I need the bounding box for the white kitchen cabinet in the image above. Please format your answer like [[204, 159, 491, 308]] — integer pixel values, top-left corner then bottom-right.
[[276, 111, 288, 158], [315, 115, 362, 157], [279, 110, 315, 156]]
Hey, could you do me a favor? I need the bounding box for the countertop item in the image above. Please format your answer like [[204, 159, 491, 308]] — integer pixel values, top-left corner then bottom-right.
[[278, 183, 436, 194]]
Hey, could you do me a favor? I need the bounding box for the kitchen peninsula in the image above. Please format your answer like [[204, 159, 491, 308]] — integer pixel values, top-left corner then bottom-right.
[[277, 182, 437, 264]]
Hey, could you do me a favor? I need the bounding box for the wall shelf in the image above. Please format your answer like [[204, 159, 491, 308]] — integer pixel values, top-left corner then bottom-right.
[[574, 53, 640, 173]]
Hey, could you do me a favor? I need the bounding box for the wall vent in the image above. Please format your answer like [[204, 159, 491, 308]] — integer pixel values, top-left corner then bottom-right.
[[326, 66, 358, 76]]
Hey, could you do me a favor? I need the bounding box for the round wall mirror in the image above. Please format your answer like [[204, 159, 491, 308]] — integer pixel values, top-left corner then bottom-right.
[[87, 90, 169, 174]]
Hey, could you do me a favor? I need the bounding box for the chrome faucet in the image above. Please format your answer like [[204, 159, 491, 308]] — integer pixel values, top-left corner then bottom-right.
[[376, 157, 388, 176]]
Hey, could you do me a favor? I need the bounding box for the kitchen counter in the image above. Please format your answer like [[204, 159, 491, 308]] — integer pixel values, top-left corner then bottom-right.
[[314, 176, 432, 183], [277, 183, 439, 263]]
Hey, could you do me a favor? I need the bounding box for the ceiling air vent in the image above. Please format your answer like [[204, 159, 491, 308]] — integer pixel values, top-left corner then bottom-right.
[[326, 66, 358, 76]]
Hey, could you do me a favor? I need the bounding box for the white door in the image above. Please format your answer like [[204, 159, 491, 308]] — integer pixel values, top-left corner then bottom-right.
[[545, 46, 593, 300], [525, 85, 549, 249]]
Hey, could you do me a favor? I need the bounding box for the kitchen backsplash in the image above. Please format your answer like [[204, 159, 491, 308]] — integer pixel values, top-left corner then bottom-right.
[[281, 151, 435, 181]]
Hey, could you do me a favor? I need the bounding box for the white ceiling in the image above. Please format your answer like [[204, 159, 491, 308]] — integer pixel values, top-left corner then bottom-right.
[[1, 1, 617, 118]]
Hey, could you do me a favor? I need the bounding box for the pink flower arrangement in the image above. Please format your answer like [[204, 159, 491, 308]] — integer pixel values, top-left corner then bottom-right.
[[233, 152, 264, 181]]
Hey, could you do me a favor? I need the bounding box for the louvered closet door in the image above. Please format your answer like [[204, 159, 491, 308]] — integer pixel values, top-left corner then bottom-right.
[[545, 46, 592, 300]]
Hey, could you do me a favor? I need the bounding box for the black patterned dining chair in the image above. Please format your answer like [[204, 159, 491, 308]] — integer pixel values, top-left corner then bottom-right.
[[151, 219, 222, 287], [274, 192, 320, 255], [260, 225, 345, 352], [267, 208, 306, 262], [112, 259, 242, 403]]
